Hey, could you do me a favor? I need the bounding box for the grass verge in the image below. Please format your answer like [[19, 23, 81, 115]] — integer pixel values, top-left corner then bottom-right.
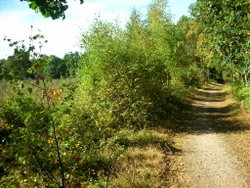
[[95, 128, 176, 188]]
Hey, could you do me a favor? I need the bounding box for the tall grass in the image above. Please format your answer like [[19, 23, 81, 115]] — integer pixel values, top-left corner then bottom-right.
[[236, 85, 250, 111]]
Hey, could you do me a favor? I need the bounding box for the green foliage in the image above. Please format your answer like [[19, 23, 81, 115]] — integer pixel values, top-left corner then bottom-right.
[[20, 0, 84, 19], [45, 55, 67, 79], [0, 59, 5, 79], [112, 128, 171, 148], [0, 0, 209, 186], [0, 89, 57, 186], [0, 32, 87, 187], [236, 85, 250, 111], [192, 0, 250, 84], [43, 52, 80, 79], [0, 79, 123, 187], [63, 52, 81, 77], [2, 32, 48, 80], [176, 16, 207, 86], [78, 0, 197, 130], [1, 50, 33, 80], [1, 36, 80, 80]]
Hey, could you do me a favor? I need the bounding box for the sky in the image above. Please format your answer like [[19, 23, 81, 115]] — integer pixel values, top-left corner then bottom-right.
[[0, 0, 196, 59]]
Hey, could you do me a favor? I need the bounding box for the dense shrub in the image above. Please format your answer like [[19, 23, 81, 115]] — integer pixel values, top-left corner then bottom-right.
[[192, 0, 250, 84], [78, 0, 195, 130], [236, 85, 250, 111], [0, 82, 121, 187]]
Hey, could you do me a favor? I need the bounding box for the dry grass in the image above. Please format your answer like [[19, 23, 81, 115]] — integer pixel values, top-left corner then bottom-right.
[[223, 107, 250, 170], [167, 135, 189, 188], [109, 146, 167, 188], [107, 128, 173, 188], [222, 88, 250, 172], [225, 130, 250, 167]]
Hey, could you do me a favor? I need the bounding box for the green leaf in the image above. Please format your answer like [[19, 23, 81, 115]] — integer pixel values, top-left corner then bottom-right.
[[24, 111, 32, 124], [29, 1, 38, 10], [27, 88, 33, 94]]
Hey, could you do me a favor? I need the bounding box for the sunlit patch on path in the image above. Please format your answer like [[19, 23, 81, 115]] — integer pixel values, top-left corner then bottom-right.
[[170, 83, 250, 188]]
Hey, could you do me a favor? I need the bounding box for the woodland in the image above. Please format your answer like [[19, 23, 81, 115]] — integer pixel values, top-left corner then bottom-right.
[[0, 0, 249, 187]]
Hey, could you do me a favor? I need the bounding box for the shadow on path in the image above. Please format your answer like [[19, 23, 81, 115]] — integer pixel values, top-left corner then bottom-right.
[[177, 83, 250, 134]]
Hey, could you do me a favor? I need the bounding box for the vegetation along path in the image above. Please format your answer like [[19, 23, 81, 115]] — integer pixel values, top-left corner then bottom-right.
[[170, 83, 250, 188]]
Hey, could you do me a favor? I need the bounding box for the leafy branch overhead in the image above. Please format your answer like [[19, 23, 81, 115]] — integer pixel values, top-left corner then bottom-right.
[[20, 0, 84, 19]]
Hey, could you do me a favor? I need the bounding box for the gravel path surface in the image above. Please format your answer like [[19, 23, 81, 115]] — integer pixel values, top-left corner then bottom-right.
[[183, 134, 248, 188], [171, 83, 250, 188]]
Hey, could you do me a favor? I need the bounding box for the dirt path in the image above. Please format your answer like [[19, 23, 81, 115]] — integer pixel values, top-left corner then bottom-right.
[[170, 83, 250, 188]]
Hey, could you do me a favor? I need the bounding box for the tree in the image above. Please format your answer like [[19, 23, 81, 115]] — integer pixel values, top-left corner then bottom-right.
[[175, 16, 207, 85], [1, 50, 33, 80], [192, 0, 250, 83], [20, 0, 84, 19], [45, 55, 67, 79], [0, 59, 5, 79], [63, 52, 81, 77]]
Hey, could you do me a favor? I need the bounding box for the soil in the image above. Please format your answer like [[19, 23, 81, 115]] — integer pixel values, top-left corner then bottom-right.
[[169, 83, 250, 188]]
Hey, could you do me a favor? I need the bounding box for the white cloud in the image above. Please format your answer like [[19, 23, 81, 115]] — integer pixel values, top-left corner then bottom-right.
[[0, 0, 135, 59], [0, 9, 32, 58], [0, 0, 194, 59]]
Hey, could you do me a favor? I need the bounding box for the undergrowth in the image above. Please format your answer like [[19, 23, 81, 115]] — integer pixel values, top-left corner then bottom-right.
[[231, 82, 250, 111], [236, 86, 250, 111], [0, 0, 203, 187]]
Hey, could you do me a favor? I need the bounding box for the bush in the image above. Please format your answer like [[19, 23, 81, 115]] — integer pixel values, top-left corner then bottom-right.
[[0, 82, 121, 187], [237, 85, 250, 110], [78, 1, 192, 130]]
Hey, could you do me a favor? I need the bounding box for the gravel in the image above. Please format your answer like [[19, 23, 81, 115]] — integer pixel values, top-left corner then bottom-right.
[[172, 84, 249, 188]]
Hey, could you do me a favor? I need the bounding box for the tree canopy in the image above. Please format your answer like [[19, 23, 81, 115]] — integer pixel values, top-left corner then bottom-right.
[[20, 0, 84, 19], [192, 0, 250, 83]]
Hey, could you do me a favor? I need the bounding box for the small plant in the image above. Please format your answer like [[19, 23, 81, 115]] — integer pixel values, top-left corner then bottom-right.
[[237, 86, 250, 111], [0, 27, 124, 187], [0, 27, 69, 187]]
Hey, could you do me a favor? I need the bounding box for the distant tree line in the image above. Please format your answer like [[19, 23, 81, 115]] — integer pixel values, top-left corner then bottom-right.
[[0, 51, 81, 80]]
